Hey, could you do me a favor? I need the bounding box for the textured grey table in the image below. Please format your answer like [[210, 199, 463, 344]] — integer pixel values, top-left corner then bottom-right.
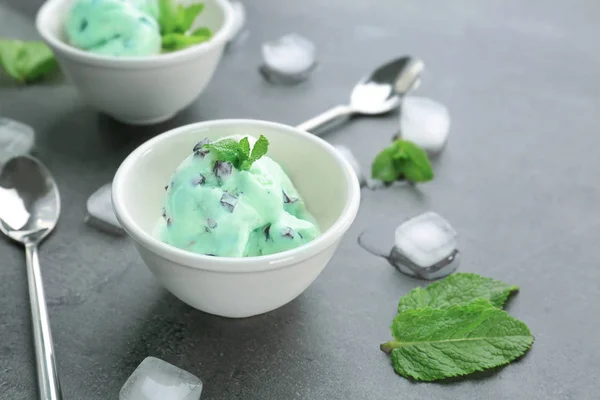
[[2, 1, 600, 399]]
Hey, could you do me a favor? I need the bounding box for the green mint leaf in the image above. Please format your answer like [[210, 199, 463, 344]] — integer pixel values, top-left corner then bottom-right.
[[161, 33, 211, 51], [371, 146, 399, 182], [181, 3, 205, 31], [191, 27, 213, 40], [239, 135, 269, 171], [238, 137, 251, 162], [158, 0, 181, 34], [204, 139, 241, 168], [381, 299, 533, 381], [398, 273, 519, 313], [249, 135, 269, 163], [0, 40, 56, 83], [371, 139, 433, 183]]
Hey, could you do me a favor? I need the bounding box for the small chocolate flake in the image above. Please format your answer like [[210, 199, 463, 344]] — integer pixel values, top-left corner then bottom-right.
[[192, 174, 206, 186], [164, 185, 168, 191], [206, 253, 216, 257], [281, 227, 296, 239], [220, 193, 237, 212], [161, 207, 166, 218], [264, 224, 272, 240], [166, 217, 172, 226], [282, 190, 298, 204]]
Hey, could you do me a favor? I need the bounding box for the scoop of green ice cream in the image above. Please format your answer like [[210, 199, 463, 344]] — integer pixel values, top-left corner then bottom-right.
[[127, 0, 159, 20], [157, 135, 321, 257], [65, 0, 161, 57]]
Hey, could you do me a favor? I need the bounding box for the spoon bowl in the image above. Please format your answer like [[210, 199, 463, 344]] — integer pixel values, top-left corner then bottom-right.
[[0, 155, 63, 400], [0, 156, 60, 243], [297, 56, 424, 133], [350, 56, 423, 115]]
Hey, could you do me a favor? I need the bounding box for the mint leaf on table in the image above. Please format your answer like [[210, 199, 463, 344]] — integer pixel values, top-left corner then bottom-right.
[[381, 299, 534, 381], [202, 135, 270, 171], [0, 40, 57, 83], [397, 273, 519, 313], [371, 139, 433, 183]]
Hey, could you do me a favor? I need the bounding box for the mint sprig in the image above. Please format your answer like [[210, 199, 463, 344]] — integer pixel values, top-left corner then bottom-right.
[[203, 135, 269, 171], [0, 40, 57, 83], [158, 0, 213, 52], [381, 273, 533, 381], [372, 139, 433, 183]]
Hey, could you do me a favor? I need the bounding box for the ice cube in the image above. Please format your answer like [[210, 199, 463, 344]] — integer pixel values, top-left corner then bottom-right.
[[120, 357, 203, 400], [334, 145, 366, 187], [260, 33, 317, 84], [399, 97, 450, 155], [392, 212, 459, 280], [0, 118, 35, 165], [85, 183, 125, 236]]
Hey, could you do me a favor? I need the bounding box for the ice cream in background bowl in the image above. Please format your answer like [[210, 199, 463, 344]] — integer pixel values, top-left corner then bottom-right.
[[112, 120, 361, 318], [35, 0, 234, 124]]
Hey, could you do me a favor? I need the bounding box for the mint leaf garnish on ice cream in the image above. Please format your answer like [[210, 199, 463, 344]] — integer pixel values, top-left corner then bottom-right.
[[372, 139, 433, 183], [158, 0, 213, 51], [381, 273, 533, 381], [158, 135, 320, 257], [201, 134, 269, 171]]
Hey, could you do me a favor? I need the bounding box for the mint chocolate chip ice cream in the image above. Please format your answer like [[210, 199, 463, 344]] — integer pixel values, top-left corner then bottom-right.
[[65, 0, 161, 57], [157, 135, 321, 257]]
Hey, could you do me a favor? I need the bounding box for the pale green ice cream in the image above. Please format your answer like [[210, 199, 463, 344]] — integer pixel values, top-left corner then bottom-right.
[[157, 135, 321, 257], [65, 0, 161, 57]]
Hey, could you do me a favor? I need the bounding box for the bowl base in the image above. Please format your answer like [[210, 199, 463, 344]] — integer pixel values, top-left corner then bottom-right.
[[109, 112, 177, 126]]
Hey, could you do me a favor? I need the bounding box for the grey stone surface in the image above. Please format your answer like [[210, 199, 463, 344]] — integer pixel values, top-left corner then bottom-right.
[[1, 0, 600, 399]]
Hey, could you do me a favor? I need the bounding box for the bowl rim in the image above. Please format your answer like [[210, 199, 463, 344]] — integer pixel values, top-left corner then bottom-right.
[[35, 0, 235, 69], [112, 119, 361, 273]]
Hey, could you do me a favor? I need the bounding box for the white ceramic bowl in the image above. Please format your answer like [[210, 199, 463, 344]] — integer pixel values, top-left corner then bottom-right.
[[36, 0, 234, 125], [112, 120, 361, 318]]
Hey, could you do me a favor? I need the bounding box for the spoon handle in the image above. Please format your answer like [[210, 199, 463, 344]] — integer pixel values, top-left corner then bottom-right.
[[25, 243, 63, 400], [297, 105, 354, 134]]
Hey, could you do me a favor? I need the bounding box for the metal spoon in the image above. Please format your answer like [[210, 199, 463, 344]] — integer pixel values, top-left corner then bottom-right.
[[0, 156, 63, 400], [297, 56, 424, 134]]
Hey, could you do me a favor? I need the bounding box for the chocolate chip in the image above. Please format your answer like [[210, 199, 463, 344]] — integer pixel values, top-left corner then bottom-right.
[[161, 207, 166, 218], [164, 185, 168, 191], [214, 161, 233, 180], [167, 217, 172, 226], [206, 218, 218, 229], [282, 190, 298, 204], [192, 174, 206, 186], [193, 138, 210, 157], [220, 193, 237, 212], [281, 227, 296, 239], [79, 19, 88, 32], [264, 224, 272, 240]]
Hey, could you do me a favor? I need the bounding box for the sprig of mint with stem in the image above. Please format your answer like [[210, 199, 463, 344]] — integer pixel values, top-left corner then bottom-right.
[[0, 40, 57, 83], [371, 139, 433, 184], [158, 0, 213, 52], [381, 273, 533, 381], [203, 135, 269, 171]]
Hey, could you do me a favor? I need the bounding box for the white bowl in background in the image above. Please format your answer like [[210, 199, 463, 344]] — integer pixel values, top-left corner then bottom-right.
[[112, 120, 361, 318], [36, 0, 234, 125]]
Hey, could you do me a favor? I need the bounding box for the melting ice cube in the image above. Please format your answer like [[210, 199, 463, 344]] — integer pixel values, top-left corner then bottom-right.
[[358, 212, 459, 280], [399, 97, 450, 155], [334, 145, 366, 187], [85, 183, 124, 236], [392, 212, 459, 279], [120, 357, 203, 400], [0, 118, 35, 165], [260, 33, 317, 84]]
